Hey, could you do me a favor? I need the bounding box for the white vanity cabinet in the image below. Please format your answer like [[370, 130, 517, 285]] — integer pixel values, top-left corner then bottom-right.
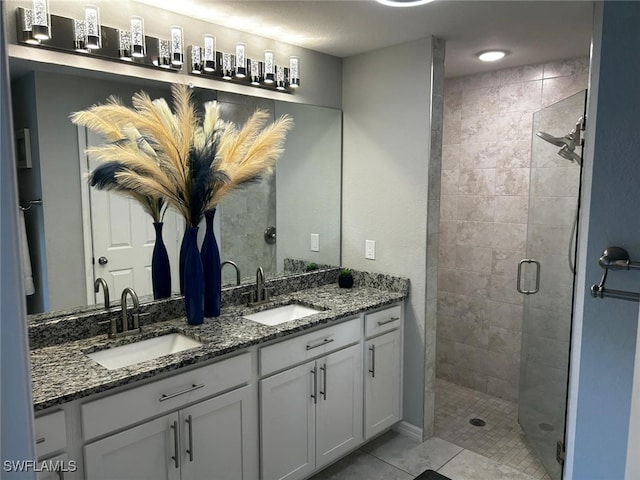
[[82, 353, 258, 480], [363, 305, 403, 440], [260, 318, 363, 480]]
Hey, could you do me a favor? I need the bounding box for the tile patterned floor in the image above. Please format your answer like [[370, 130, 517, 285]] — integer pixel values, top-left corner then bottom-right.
[[310, 378, 553, 480], [434, 379, 551, 480]]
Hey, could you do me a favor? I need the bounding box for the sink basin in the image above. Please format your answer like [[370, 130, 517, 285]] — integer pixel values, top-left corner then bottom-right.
[[244, 304, 322, 326], [87, 333, 202, 370]]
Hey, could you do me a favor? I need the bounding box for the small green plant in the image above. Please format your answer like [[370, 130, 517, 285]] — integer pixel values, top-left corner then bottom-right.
[[339, 268, 352, 277], [305, 262, 319, 271]]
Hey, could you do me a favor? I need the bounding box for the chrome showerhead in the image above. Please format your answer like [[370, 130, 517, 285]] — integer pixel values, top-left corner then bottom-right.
[[536, 131, 575, 149], [536, 116, 584, 165]]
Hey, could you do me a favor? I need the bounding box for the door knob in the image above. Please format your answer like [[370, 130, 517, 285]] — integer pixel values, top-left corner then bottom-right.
[[98, 256, 108, 265]]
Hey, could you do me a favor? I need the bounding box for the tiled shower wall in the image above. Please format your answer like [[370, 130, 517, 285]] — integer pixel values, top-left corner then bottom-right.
[[437, 57, 589, 401]]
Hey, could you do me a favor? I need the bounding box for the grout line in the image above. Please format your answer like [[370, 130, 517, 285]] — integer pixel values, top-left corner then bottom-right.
[[360, 450, 415, 478], [436, 447, 467, 472]]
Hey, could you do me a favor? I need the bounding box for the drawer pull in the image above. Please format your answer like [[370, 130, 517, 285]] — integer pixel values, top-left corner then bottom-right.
[[311, 367, 318, 404], [159, 383, 205, 402], [36, 437, 46, 445], [186, 415, 194, 462], [369, 345, 376, 378], [377, 317, 399, 326], [306, 338, 334, 350], [171, 421, 179, 469]]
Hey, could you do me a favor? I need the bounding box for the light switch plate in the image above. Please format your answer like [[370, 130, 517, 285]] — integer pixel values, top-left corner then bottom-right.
[[365, 239, 376, 260], [310, 234, 320, 252]]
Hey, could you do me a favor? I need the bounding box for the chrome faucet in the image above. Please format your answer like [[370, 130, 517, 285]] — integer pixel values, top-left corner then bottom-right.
[[119, 287, 141, 336], [221, 260, 241, 286], [94, 277, 110, 309]]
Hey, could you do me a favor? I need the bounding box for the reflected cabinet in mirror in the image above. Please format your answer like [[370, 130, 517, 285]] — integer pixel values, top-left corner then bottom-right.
[[11, 70, 342, 317]]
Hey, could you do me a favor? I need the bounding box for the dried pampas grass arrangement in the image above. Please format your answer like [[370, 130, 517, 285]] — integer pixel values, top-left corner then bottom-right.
[[71, 83, 294, 227]]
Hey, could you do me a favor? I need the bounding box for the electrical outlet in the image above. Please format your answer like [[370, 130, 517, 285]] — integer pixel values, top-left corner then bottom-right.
[[310, 234, 320, 252], [365, 239, 376, 260]]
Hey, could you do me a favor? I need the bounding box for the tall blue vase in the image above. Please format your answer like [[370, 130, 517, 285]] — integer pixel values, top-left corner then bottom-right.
[[151, 222, 172, 299], [179, 227, 189, 295], [201, 209, 221, 317], [183, 226, 204, 325]]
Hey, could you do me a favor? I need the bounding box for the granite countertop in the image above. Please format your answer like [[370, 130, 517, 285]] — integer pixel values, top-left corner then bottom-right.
[[31, 284, 406, 411]]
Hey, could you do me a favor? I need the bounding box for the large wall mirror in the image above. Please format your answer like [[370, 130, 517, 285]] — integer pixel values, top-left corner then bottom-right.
[[11, 67, 342, 317]]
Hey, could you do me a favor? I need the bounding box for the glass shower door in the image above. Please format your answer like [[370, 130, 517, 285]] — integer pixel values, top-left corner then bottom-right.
[[518, 90, 587, 480]]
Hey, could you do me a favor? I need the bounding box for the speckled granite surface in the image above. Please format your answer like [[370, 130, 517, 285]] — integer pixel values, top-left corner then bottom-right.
[[30, 282, 408, 411]]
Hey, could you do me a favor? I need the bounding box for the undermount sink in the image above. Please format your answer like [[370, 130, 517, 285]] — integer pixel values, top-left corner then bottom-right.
[[243, 304, 322, 326], [87, 333, 202, 370]]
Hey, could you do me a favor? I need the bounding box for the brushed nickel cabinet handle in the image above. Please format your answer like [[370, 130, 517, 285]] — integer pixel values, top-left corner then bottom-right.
[[377, 317, 399, 326], [171, 421, 179, 469], [311, 366, 318, 404], [369, 345, 376, 378], [36, 437, 46, 444], [159, 383, 205, 402], [320, 363, 327, 400], [186, 415, 194, 462], [306, 338, 334, 350]]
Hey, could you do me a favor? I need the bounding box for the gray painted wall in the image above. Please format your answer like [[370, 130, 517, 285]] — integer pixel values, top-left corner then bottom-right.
[[0, 3, 36, 473], [567, 2, 640, 478], [342, 37, 433, 428]]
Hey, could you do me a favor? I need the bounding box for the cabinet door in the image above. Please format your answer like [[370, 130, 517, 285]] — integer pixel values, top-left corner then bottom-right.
[[260, 361, 316, 480], [365, 330, 402, 439], [180, 385, 258, 480], [84, 413, 180, 480], [315, 344, 363, 469], [37, 454, 69, 480]]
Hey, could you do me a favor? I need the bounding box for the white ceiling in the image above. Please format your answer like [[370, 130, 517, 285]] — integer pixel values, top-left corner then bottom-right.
[[139, 0, 594, 78]]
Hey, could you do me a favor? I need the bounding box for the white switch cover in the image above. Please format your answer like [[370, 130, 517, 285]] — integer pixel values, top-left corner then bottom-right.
[[365, 240, 376, 260], [310, 234, 320, 252]]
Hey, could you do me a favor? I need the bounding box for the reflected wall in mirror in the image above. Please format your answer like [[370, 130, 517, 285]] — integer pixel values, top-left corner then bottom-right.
[[11, 70, 342, 316]]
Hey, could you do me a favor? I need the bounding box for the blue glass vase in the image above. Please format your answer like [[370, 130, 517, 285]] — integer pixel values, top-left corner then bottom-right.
[[182, 226, 204, 325], [151, 222, 171, 299], [201, 209, 222, 318]]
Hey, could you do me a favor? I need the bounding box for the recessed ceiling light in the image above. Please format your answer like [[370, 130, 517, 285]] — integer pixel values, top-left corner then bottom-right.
[[375, 0, 435, 7], [477, 50, 507, 62]]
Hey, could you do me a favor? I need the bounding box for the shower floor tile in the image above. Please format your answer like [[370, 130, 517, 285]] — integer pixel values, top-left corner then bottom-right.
[[435, 379, 551, 480]]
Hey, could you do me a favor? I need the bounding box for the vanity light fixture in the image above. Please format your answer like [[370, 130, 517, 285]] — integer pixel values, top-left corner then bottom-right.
[[477, 50, 507, 62], [249, 58, 262, 85], [276, 65, 286, 90], [264, 50, 275, 84], [190, 45, 203, 74], [235, 43, 247, 78], [289, 56, 300, 89], [203, 34, 216, 72], [118, 29, 132, 61], [130, 16, 145, 58], [84, 5, 101, 49], [155, 38, 171, 68], [73, 19, 89, 53], [222, 52, 234, 80], [31, 0, 51, 40], [18, 8, 40, 45], [170, 26, 184, 66]]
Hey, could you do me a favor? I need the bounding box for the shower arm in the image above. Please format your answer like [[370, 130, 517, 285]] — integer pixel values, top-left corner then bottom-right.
[[591, 246, 640, 302]]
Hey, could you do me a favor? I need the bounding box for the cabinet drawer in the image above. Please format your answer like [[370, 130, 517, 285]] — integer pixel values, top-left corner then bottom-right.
[[260, 317, 362, 376], [34, 410, 66, 459], [365, 304, 402, 338], [82, 352, 251, 441]]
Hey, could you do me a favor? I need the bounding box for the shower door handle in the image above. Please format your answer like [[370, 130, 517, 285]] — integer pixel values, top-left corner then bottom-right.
[[517, 259, 541, 295]]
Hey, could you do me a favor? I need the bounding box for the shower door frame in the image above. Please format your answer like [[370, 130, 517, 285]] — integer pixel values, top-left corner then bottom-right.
[[517, 89, 588, 480]]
